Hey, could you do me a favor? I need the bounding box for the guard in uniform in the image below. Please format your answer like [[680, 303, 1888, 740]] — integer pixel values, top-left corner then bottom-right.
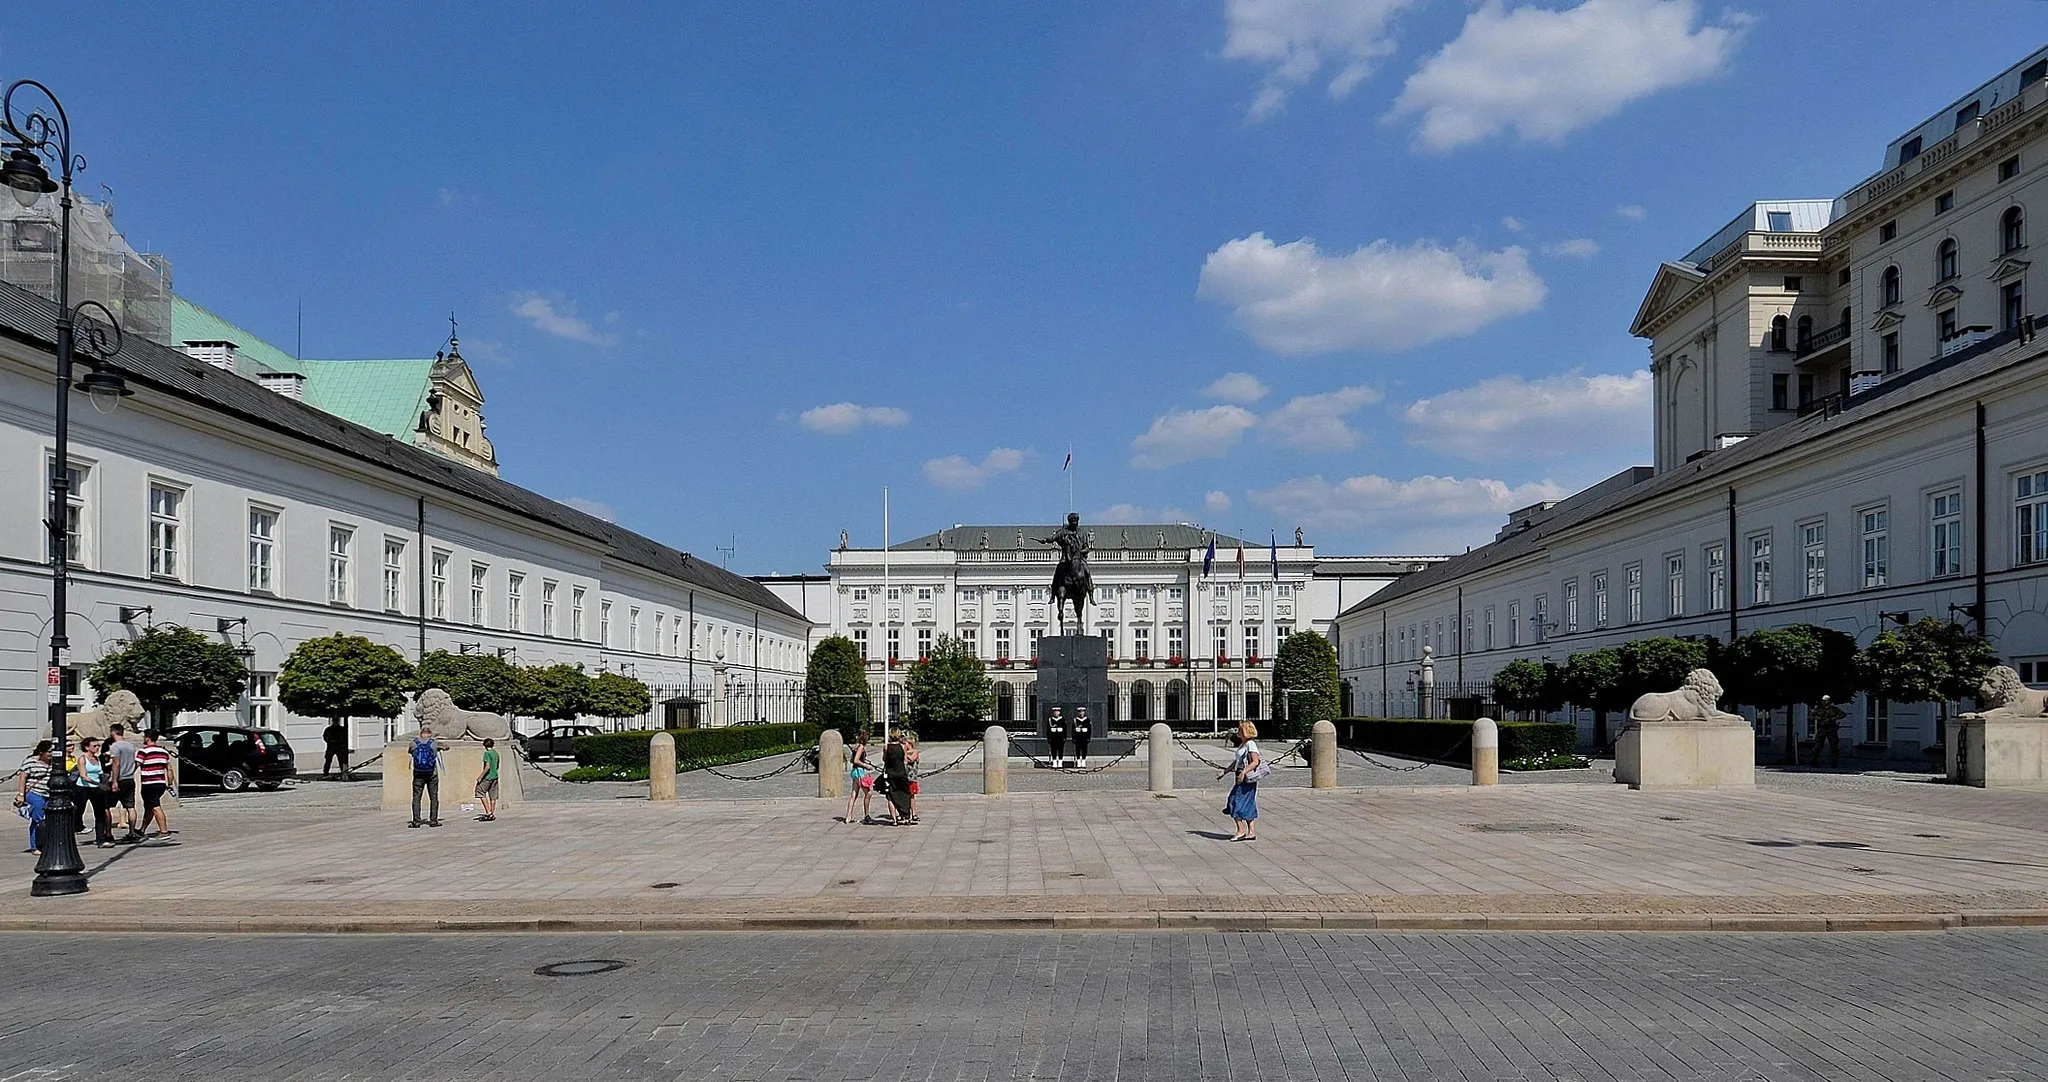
[[1071, 707, 1092, 768], [1045, 706, 1067, 769]]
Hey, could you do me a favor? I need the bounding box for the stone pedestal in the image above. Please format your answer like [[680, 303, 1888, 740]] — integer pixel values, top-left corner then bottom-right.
[[381, 739, 523, 813], [1948, 717, 2048, 787], [1614, 721, 1754, 790]]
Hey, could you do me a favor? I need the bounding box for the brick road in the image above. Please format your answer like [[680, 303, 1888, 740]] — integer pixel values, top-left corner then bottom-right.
[[2, 929, 2047, 1080]]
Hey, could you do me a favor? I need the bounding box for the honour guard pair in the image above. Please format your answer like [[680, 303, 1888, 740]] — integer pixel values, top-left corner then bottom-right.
[[1042, 706, 1092, 768]]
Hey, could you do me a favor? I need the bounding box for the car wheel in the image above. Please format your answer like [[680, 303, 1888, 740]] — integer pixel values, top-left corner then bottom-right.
[[220, 768, 250, 792]]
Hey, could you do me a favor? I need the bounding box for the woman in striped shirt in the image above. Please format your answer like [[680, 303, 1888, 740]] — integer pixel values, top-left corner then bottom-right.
[[12, 740, 53, 854], [135, 731, 173, 840]]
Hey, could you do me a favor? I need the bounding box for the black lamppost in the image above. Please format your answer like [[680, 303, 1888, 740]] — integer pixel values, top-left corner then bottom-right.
[[4, 79, 133, 897]]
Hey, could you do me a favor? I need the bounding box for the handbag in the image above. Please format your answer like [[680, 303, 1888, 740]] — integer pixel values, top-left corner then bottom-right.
[[1243, 758, 1273, 784]]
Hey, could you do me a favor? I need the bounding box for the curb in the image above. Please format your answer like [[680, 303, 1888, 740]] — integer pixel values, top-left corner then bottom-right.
[[2, 910, 2046, 935]]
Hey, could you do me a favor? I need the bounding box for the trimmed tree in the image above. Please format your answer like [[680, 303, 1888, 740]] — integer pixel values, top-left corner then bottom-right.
[[413, 650, 533, 715], [1721, 624, 1860, 763], [1271, 630, 1339, 739], [87, 624, 249, 728], [805, 635, 872, 738], [1491, 659, 1554, 721], [904, 635, 993, 741], [585, 671, 653, 725], [1561, 647, 1627, 748], [277, 634, 414, 732], [524, 663, 593, 722], [1615, 637, 1714, 709], [1857, 617, 2000, 739]]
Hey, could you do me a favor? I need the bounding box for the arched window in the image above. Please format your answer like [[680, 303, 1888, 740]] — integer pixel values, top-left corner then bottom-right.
[[1882, 265, 1900, 306], [2004, 206, 2027, 253], [1938, 238, 1959, 281], [1796, 315, 1814, 351], [1770, 315, 1789, 351]]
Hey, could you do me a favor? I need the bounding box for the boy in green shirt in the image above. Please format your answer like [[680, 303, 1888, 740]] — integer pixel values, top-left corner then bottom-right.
[[475, 738, 501, 822]]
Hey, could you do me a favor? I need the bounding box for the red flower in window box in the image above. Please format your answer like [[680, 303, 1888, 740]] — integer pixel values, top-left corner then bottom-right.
[[1167, 655, 1183, 666], [1028, 657, 1038, 668], [1216, 652, 1230, 665], [995, 658, 1011, 668], [1247, 653, 1261, 666]]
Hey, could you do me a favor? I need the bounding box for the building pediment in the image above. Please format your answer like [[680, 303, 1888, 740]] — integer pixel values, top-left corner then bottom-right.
[[1990, 257, 2030, 281], [1924, 283, 1964, 308], [1869, 308, 1906, 332], [431, 357, 486, 406], [1630, 261, 1707, 338]]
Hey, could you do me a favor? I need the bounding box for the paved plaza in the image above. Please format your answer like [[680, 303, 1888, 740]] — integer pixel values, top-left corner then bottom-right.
[[9, 745, 2048, 930], [5, 928, 2048, 1080]]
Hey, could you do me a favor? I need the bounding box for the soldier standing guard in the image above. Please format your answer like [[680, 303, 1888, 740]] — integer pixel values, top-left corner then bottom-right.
[[1071, 707, 1092, 768], [1045, 706, 1067, 770], [1809, 695, 1845, 768]]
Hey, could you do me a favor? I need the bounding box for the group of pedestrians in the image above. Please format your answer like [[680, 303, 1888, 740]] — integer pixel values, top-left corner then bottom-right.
[[843, 731, 921, 826], [13, 724, 173, 854], [404, 726, 502, 828]]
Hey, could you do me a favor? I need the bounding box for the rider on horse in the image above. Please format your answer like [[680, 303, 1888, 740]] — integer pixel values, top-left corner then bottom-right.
[[1036, 513, 1093, 630]]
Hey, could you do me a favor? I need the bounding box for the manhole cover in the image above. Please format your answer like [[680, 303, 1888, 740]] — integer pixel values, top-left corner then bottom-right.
[[1467, 822, 1585, 834], [534, 959, 630, 978], [649, 882, 680, 890]]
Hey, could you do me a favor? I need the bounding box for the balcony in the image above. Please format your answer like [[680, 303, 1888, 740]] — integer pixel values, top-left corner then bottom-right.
[[1794, 321, 1851, 366], [1940, 324, 1996, 359]]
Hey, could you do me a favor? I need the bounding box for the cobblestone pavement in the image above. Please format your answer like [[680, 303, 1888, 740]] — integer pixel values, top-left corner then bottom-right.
[[3, 929, 2048, 1080]]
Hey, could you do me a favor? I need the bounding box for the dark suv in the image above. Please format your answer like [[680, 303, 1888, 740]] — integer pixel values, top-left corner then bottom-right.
[[518, 724, 602, 761], [167, 725, 297, 792]]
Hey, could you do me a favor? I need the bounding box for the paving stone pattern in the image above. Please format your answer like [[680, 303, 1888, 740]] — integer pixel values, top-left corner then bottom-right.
[[3, 929, 2048, 1080]]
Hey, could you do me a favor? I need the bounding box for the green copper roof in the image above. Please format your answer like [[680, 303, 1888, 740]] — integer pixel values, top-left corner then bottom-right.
[[169, 294, 434, 441]]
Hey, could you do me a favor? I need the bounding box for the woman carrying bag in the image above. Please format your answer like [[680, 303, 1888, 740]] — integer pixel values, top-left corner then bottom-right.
[[1219, 721, 1265, 841]]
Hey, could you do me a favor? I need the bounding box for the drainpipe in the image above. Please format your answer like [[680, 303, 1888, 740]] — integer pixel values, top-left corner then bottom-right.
[[1455, 585, 1464, 690], [1974, 401, 1987, 630], [1726, 487, 1739, 646], [1381, 609, 1389, 716], [687, 591, 696, 690], [416, 497, 428, 661]]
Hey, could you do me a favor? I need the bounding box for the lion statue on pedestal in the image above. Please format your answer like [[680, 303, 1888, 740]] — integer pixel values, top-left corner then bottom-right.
[[1962, 666, 2048, 723], [1627, 668, 1746, 726], [411, 688, 513, 742], [42, 689, 147, 744]]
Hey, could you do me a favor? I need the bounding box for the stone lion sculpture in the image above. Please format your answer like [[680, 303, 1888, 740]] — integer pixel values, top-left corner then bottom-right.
[[1961, 666, 2048, 723], [1627, 668, 1746, 726], [411, 688, 513, 741], [42, 689, 146, 744]]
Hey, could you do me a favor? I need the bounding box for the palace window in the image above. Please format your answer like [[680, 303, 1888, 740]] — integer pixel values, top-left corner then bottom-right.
[[1881, 265, 1900, 306], [1591, 572, 1609, 628], [148, 482, 185, 580], [1134, 627, 1150, 660], [1882, 333, 1900, 374], [629, 607, 641, 651], [1215, 625, 1230, 657], [542, 581, 557, 636], [48, 459, 88, 568], [853, 627, 869, 659], [1532, 596, 1549, 642], [994, 627, 1011, 661], [1938, 238, 1959, 281], [2017, 469, 2048, 567], [600, 601, 612, 646], [1484, 607, 1495, 650], [1749, 534, 1772, 606], [1706, 544, 1727, 611], [1168, 626, 1184, 659], [247, 672, 277, 730], [1243, 626, 1260, 660], [1562, 580, 1579, 634], [1860, 508, 1889, 588], [431, 552, 450, 620], [1864, 698, 1890, 745], [2004, 282, 2027, 332], [570, 586, 585, 639], [1030, 628, 1044, 658], [2004, 207, 2027, 252], [1507, 601, 1520, 647], [247, 506, 277, 594], [507, 573, 525, 630], [1801, 522, 1827, 597], [327, 525, 354, 606], [470, 563, 488, 625], [917, 627, 932, 659], [1625, 564, 1643, 624], [383, 538, 405, 613], [1932, 490, 1964, 577], [2001, 156, 2022, 182], [654, 613, 665, 655], [1666, 555, 1685, 618]]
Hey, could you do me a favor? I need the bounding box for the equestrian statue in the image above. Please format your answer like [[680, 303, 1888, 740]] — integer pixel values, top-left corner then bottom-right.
[[1035, 512, 1093, 632]]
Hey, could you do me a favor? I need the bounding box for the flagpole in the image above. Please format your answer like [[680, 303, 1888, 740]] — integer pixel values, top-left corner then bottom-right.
[[882, 486, 890, 745], [1067, 444, 1074, 513]]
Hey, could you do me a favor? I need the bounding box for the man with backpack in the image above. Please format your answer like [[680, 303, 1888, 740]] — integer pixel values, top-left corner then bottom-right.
[[408, 724, 442, 828]]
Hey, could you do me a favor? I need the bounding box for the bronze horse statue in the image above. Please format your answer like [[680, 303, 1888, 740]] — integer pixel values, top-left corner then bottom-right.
[[1035, 512, 1093, 632]]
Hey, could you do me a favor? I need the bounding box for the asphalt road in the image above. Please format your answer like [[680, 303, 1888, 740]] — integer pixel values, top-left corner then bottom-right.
[[1, 930, 2044, 1080]]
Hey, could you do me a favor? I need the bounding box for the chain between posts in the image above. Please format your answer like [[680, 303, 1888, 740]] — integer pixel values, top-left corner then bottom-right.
[[1006, 738, 1134, 774], [1346, 730, 1472, 773], [910, 742, 980, 778]]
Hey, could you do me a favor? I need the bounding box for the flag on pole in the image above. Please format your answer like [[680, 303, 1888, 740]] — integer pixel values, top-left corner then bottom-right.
[[1202, 538, 1215, 577], [1062, 450, 1072, 471], [1235, 544, 1245, 580], [1270, 532, 1280, 580]]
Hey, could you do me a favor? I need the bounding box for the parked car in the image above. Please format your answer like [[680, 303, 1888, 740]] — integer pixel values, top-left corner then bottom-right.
[[518, 724, 602, 761], [167, 725, 297, 792]]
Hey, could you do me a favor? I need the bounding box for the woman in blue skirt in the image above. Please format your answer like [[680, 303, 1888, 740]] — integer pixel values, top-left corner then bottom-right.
[[1220, 721, 1261, 841]]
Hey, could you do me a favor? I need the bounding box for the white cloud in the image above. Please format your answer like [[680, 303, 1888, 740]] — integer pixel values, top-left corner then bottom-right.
[[1130, 405, 1260, 469], [1250, 473, 1568, 551], [798, 402, 912, 434], [923, 447, 1026, 492], [1223, 0, 1426, 121], [1205, 490, 1233, 514], [509, 292, 617, 345], [1203, 371, 1271, 405], [1544, 238, 1600, 258], [1260, 384, 1383, 451], [1198, 232, 1545, 354], [1402, 368, 1652, 464], [561, 497, 616, 523], [1388, 0, 1750, 152], [1615, 204, 1649, 221], [1091, 503, 1190, 525], [1501, 215, 1526, 233]]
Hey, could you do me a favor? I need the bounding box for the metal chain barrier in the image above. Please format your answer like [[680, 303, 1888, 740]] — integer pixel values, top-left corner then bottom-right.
[[910, 742, 980, 779], [1173, 735, 1237, 771], [1346, 730, 1472, 773], [695, 747, 814, 782], [519, 754, 576, 782]]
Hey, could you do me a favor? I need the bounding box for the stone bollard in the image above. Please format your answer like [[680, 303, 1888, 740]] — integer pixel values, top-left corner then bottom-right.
[[1471, 717, 1499, 786], [1148, 723, 1173, 793], [818, 729, 845, 799], [984, 726, 1008, 795], [649, 732, 677, 801], [1311, 720, 1338, 789]]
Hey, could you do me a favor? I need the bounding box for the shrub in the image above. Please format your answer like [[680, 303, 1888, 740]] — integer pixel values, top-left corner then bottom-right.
[[524, 663, 593, 721], [805, 636, 871, 737], [1334, 717, 1577, 766], [904, 636, 993, 740], [585, 672, 654, 721], [413, 651, 532, 715], [1271, 631, 1339, 740], [572, 723, 820, 777], [278, 634, 414, 724], [88, 624, 249, 727], [1504, 753, 1592, 771]]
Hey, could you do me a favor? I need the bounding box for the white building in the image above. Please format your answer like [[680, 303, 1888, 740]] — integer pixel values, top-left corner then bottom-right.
[[762, 525, 1437, 728], [0, 280, 811, 760], [1335, 48, 2048, 752]]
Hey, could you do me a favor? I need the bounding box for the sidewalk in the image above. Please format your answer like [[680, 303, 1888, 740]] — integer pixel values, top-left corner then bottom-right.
[[11, 768, 2048, 932]]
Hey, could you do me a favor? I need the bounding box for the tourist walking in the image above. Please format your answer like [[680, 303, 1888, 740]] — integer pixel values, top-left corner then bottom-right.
[[106, 723, 138, 838], [13, 740, 53, 854], [135, 731, 172, 840], [1219, 721, 1262, 841], [322, 720, 351, 780], [880, 732, 914, 826], [409, 725, 442, 828], [73, 737, 114, 848], [845, 733, 877, 824], [475, 738, 500, 822], [903, 732, 923, 822]]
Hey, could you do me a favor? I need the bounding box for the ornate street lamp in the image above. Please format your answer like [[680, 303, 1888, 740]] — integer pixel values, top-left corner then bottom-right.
[[5, 79, 134, 896]]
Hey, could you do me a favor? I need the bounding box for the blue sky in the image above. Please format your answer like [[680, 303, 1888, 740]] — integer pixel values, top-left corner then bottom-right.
[[7, 3, 2047, 571]]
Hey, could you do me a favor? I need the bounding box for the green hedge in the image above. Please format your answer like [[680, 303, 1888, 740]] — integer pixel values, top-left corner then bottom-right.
[[571, 723, 820, 776], [1334, 717, 1578, 766]]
